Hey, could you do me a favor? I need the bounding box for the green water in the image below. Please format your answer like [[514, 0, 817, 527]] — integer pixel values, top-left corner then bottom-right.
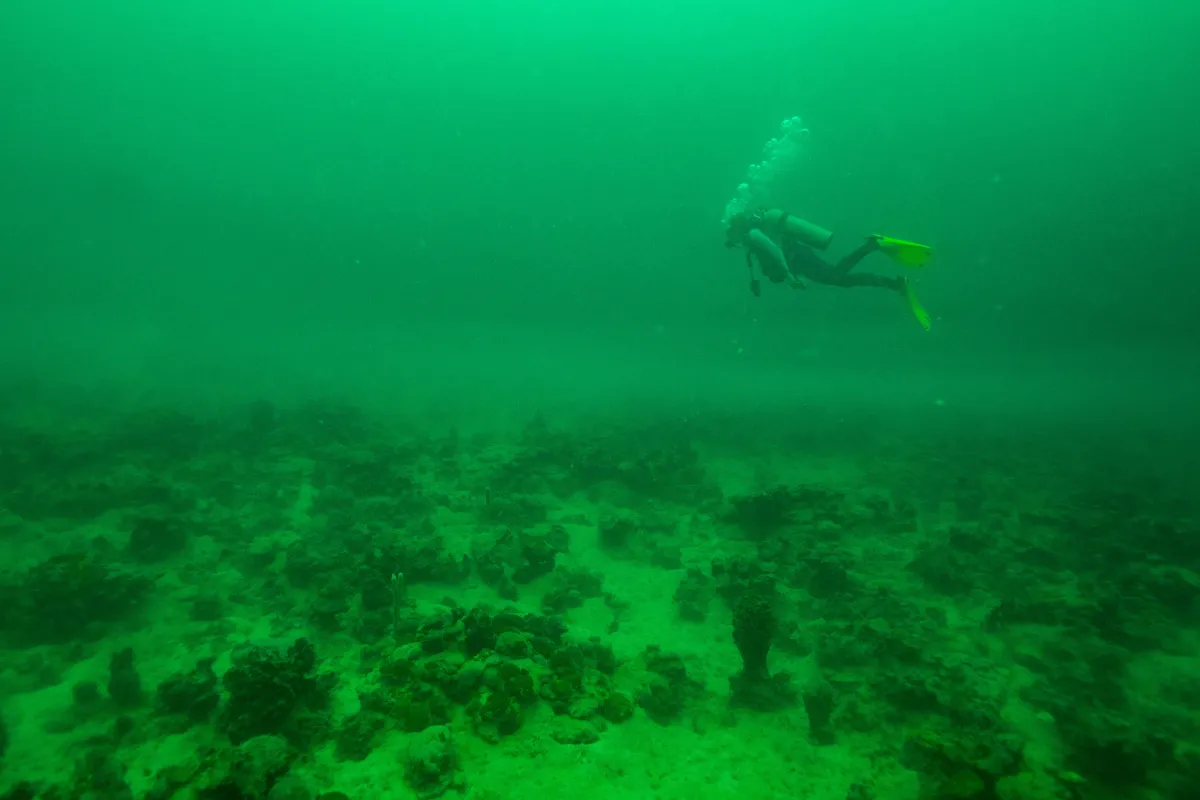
[[1, 2, 1198, 799]]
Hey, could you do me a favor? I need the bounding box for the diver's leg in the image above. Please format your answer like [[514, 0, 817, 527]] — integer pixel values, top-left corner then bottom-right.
[[820, 271, 905, 291], [833, 238, 882, 275]]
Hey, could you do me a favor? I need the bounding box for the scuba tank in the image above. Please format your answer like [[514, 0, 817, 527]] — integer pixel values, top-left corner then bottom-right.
[[760, 209, 834, 251]]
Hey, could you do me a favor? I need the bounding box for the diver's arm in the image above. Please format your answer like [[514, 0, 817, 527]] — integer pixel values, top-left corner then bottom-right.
[[745, 228, 805, 288]]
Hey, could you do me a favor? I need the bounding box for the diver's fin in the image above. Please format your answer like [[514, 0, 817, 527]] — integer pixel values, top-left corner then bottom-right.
[[873, 235, 934, 268], [903, 278, 932, 331]]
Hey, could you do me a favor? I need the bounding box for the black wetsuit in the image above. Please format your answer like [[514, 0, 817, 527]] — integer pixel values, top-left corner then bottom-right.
[[787, 238, 903, 291]]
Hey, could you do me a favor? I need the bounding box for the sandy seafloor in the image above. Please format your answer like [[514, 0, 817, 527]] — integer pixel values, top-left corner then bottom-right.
[[1, 377, 1198, 800]]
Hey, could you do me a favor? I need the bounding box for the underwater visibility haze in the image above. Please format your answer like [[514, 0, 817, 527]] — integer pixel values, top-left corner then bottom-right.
[[0, 1, 1198, 798]]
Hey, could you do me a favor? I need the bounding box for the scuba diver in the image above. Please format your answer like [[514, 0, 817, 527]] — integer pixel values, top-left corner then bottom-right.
[[725, 207, 933, 330]]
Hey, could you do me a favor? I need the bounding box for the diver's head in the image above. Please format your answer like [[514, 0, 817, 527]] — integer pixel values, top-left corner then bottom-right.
[[724, 212, 752, 248]]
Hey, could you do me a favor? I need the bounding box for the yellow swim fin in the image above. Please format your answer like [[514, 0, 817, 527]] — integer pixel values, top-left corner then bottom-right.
[[903, 278, 932, 331], [873, 235, 934, 268]]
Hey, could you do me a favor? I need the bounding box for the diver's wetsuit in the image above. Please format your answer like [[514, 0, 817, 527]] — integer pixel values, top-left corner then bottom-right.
[[787, 238, 903, 291]]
